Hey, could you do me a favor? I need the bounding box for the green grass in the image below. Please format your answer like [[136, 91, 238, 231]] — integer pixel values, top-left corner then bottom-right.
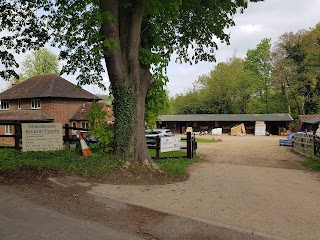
[[194, 138, 218, 143], [0, 148, 123, 176], [155, 157, 198, 177], [0, 147, 199, 178], [301, 159, 320, 171], [148, 149, 200, 177], [148, 149, 186, 158]]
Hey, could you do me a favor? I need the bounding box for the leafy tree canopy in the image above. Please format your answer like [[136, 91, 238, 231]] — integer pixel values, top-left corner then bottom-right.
[[0, 0, 262, 163], [18, 48, 60, 81]]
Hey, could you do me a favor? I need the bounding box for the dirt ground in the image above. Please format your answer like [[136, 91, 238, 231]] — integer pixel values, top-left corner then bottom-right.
[[1, 135, 320, 240], [90, 135, 320, 240], [196, 134, 305, 169]]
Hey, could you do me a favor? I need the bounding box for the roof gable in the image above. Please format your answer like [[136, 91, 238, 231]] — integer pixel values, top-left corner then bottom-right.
[[0, 74, 101, 100], [70, 101, 113, 121]]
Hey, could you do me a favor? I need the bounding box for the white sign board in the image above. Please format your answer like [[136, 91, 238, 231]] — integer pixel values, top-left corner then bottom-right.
[[22, 123, 63, 152], [160, 136, 181, 152]]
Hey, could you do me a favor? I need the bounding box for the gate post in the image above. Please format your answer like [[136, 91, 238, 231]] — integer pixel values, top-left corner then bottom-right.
[[14, 121, 21, 151], [187, 132, 191, 159], [65, 124, 70, 149], [156, 136, 160, 160]]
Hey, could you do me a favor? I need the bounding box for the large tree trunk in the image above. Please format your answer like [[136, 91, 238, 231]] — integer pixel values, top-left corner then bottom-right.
[[99, 0, 153, 164]]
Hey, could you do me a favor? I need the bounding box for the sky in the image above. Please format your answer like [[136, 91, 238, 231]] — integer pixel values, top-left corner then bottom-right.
[[1, 0, 320, 96]]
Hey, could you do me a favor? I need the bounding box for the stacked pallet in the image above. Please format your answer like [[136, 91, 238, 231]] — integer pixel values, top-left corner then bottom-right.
[[255, 121, 266, 136]]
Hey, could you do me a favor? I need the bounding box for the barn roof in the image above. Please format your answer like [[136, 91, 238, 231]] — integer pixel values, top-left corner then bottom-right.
[[0, 74, 101, 101], [303, 117, 320, 124], [158, 114, 293, 122]]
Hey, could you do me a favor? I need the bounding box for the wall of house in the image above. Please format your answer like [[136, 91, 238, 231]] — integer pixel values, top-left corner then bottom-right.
[[41, 99, 90, 125], [0, 125, 15, 146], [0, 98, 93, 146], [103, 105, 115, 124]]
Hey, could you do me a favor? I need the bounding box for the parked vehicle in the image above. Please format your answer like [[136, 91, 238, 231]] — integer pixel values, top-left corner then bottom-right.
[[145, 129, 173, 145], [145, 129, 173, 138]]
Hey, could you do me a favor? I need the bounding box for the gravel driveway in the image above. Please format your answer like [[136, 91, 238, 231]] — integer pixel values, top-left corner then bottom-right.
[[197, 135, 304, 169], [91, 135, 320, 240]]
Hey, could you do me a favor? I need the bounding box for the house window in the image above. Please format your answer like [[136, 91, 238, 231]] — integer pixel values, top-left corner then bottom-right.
[[72, 122, 77, 129], [0, 101, 9, 110], [31, 99, 41, 109], [81, 121, 89, 131], [5, 125, 12, 135], [18, 100, 21, 109]]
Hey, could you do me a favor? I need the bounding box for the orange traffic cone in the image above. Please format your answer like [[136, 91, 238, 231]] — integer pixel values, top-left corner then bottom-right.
[[79, 135, 92, 157]]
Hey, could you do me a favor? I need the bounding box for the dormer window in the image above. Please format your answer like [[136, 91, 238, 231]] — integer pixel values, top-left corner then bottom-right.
[[18, 100, 21, 109], [0, 101, 9, 110], [31, 99, 41, 109]]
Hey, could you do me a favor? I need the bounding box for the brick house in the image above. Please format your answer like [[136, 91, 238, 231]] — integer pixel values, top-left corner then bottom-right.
[[0, 74, 114, 145]]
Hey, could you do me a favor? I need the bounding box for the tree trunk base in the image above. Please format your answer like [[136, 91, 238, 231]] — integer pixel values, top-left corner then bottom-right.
[[123, 159, 162, 172]]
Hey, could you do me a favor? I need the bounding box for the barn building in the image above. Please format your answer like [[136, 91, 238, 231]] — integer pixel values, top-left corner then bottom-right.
[[156, 114, 293, 135]]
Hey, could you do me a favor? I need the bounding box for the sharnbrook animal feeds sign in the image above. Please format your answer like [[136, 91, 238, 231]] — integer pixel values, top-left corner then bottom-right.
[[22, 123, 63, 152]]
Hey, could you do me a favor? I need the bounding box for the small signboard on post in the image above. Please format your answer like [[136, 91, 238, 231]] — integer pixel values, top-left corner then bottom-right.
[[160, 136, 181, 153], [22, 123, 63, 152]]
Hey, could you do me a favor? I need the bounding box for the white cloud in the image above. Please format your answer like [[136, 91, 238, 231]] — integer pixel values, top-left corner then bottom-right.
[[239, 24, 263, 34]]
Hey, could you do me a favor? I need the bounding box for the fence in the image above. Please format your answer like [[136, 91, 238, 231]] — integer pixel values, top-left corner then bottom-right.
[[63, 124, 89, 148], [293, 133, 320, 158], [0, 122, 88, 151], [147, 132, 197, 160], [1, 123, 197, 158]]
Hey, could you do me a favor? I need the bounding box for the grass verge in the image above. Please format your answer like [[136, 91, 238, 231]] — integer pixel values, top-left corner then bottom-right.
[[300, 158, 320, 171], [155, 156, 199, 177], [0, 148, 123, 176], [195, 138, 218, 143], [148, 149, 186, 158], [0, 147, 199, 178], [148, 149, 200, 177]]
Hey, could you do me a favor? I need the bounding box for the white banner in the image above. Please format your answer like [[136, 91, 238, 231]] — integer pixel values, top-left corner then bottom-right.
[[22, 123, 63, 152], [160, 136, 181, 152]]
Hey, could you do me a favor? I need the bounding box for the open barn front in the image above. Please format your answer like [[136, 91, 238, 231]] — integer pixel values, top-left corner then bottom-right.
[[157, 114, 293, 136]]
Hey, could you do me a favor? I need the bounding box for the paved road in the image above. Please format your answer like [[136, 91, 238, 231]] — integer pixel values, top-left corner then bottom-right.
[[0, 186, 143, 240], [91, 135, 320, 240]]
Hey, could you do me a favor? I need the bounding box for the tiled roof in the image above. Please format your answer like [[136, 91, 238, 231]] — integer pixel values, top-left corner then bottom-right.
[[158, 114, 293, 122], [303, 117, 320, 124], [0, 74, 101, 100], [70, 101, 114, 121], [299, 115, 320, 122], [0, 110, 54, 122]]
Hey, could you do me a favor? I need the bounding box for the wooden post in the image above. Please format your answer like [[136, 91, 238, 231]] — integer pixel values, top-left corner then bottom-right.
[[313, 134, 316, 157], [193, 133, 197, 158], [14, 121, 21, 151], [156, 136, 160, 160], [187, 132, 191, 159], [65, 123, 70, 149]]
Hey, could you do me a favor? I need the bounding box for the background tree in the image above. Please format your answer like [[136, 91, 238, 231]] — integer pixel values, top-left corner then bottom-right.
[[272, 24, 320, 115], [7, 48, 60, 86], [20, 48, 60, 80], [0, 0, 262, 165], [244, 38, 272, 113], [170, 57, 257, 114]]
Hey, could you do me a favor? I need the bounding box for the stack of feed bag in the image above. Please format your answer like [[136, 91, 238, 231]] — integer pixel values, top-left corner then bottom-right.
[[255, 121, 266, 136], [211, 128, 223, 135]]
